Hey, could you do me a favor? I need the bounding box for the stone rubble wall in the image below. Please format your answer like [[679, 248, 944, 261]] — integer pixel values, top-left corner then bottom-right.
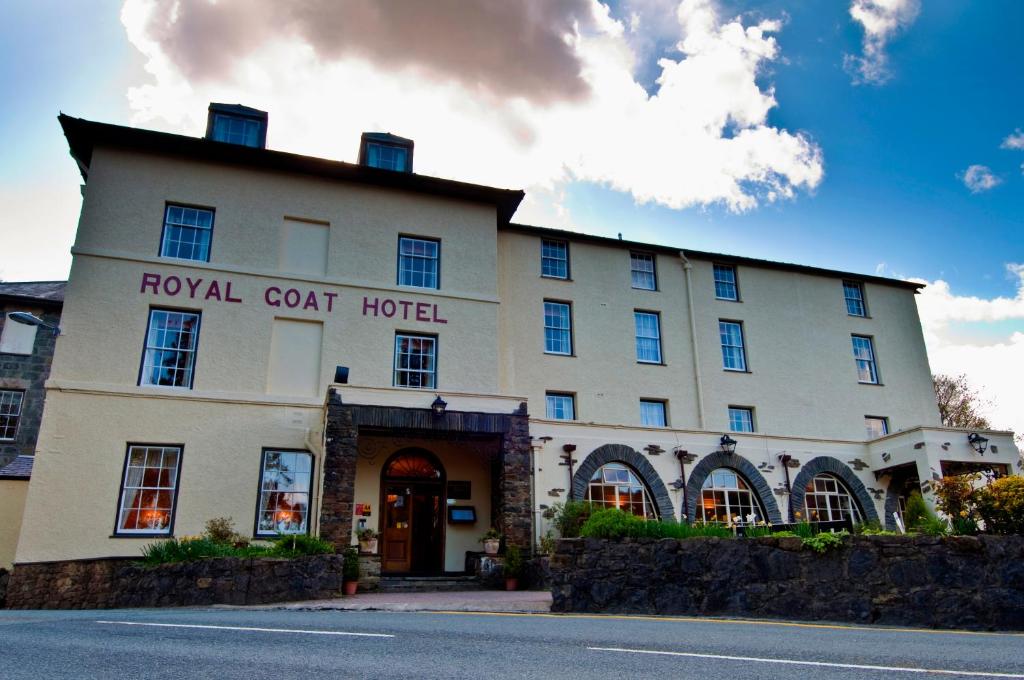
[[550, 535, 1024, 630], [4, 555, 345, 609]]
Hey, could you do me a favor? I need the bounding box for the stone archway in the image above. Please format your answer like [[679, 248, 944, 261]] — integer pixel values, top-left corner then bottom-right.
[[790, 456, 879, 524], [570, 443, 675, 520], [685, 451, 783, 524]]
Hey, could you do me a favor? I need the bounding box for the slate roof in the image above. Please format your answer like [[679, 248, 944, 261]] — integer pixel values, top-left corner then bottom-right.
[[0, 281, 67, 305], [0, 455, 33, 479]]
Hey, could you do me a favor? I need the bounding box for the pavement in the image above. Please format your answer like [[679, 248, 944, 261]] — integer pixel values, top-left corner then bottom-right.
[[3, 605, 1024, 679], [245, 589, 553, 613]]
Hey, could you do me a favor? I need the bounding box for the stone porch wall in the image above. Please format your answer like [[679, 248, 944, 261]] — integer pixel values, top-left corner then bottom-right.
[[5, 555, 345, 609], [550, 535, 1024, 630]]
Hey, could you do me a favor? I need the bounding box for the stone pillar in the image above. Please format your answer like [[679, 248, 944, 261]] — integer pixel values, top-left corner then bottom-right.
[[498, 410, 532, 551], [320, 390, 358, 549]]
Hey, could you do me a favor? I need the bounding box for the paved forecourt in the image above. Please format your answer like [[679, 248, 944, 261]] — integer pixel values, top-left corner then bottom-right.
[[1, 606, 1023, 679]]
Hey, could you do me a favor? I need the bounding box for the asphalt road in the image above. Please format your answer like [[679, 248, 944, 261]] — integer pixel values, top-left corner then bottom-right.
[[1, 607, 1022, 679]]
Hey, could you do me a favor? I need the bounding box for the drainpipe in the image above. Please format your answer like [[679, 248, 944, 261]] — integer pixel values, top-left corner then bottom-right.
[[680, 253, 706, 430]]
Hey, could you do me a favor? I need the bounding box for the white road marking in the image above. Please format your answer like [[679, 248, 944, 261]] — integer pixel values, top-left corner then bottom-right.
[[96, 621, 394, 638], [587, 646, 1024, 678]]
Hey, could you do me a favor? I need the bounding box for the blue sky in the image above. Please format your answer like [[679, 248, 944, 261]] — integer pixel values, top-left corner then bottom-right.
[[0, 0, 1021, 433]]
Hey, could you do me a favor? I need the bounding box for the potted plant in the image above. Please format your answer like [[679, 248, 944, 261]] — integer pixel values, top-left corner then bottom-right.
[[480, 528, 501, 555], [357, 528, 378, 554], [342, 546, 360, 596], [503, 544, 523, 591]]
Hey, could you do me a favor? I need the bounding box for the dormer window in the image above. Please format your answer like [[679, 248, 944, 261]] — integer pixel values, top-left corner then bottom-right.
[[359, 133, 414, 172], [205, 103, 268, 149]]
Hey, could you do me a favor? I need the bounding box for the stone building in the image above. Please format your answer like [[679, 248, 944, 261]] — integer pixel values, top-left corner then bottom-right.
[[11, 105, 1020, 578], [0, 280, 65, 567]]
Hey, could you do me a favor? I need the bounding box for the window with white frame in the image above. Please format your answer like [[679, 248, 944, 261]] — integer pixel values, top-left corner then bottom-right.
[[714, 264, 738, 301], [852, 335, 878, 383], [843, 281, 866, 317], [0, 390, 24, 441], [398, 236, 440, 289], [634, 311, 662, 363], [804, 474, 863, 524], [160, 205, 214, 262], [719, 320, 747, 371], [864, 416, 888, 439], [541, 240, 569, 279], [140, 309, 201, 388], [700, 468, 764, 524], [545, 392, 575, 420], [394, 333, 437, 388], [586, 462, 658, 518], [115, 445, 181, 534], [544, 301, 572, 355], [630, 253, 656, 290], [640, 400, 667, 427], [0, 314, 37, 355], [728, 407, 755, 433], [256, 450, 313, 536]]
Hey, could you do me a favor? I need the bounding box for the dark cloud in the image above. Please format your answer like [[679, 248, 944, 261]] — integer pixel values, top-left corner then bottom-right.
[[143, 0, 595, 104]]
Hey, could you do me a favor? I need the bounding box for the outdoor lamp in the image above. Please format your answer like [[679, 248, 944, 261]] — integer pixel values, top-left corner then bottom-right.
[[719, 434, 738, 454], [8, 311, 60, 336], [431, 395, 448, 416], [967, 432, 989, 455]]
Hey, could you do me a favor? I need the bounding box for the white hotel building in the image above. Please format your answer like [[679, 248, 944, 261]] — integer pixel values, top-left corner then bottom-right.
[[10, 104, 1020, 575]]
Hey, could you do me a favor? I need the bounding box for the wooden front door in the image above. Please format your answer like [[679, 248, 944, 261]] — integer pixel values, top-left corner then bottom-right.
[[380, 449, 446, 574]]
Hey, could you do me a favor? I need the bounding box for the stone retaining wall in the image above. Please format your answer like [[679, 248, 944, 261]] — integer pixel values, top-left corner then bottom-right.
[[550, 535, 1024, 630], [5, 555, 345, 609]]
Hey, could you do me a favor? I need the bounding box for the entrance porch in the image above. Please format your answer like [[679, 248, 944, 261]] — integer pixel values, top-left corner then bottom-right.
[[318, 388, 532, 576]]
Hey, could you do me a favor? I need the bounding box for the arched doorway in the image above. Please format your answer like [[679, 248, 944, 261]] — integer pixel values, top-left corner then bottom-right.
[[380, 448, 445, 574]]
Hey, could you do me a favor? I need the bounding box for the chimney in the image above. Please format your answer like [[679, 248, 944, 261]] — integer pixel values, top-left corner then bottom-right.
[[206, 103, 268, 149], [358, 132, 414, 172]]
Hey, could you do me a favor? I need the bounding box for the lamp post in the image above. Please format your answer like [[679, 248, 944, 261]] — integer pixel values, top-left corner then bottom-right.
[[8, 311, 60, 336]]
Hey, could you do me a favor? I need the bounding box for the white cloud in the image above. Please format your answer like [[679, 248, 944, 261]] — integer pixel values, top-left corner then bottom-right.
[[844, 0, 920, 85], [914, 264, 1024, 439], [1001, 129, 1024, 150], [960, 164, 1002, 193], [119, 0, 823, 216]]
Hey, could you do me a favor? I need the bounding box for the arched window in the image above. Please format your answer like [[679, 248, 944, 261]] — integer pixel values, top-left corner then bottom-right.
[[700, 468, 764, 524], [586, 462, 658, 519], [384, 450, 442, 480], [804, 474, 862, 523]]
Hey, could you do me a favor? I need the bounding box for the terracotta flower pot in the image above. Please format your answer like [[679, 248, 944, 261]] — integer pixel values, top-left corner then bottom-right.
[[505, 577, 518, 591], [483, 539, 500, 555], [344, 580, 358, 596]]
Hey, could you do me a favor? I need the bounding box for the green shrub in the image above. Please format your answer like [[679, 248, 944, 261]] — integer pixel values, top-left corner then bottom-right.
[[342, 546, 359, 580], [550, 501, 594, 538], [741, 525, 774, 538], [952, 516, 979, 536], [975, 476, 1024, 535], [204, 517, 238, 544], [537, 531, 557, 555], [578, 508, 731, 540], [917, 515, 950, 536], [791, 521, 816, 539], [903, 492, 931, 529], [141, 537, 235, 565], [267, 534, 336, 557], [853, 519, 883, 535], [801, 531, 848, 554], [504, 544, 524, 578], [934, 474, 981, 523]]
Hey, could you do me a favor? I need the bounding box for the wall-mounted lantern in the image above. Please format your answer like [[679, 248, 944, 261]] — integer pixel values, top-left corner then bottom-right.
[[431, 395, 447, 417], [967, 432, 989, 455], [719, 434, 737, 454]]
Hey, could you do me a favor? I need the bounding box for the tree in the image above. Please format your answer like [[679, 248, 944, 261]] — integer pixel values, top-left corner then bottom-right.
[[933, 374, 991, 429]]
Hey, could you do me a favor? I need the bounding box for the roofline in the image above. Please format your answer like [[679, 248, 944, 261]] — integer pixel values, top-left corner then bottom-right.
[[503, 222, 924, 291], [58, 114, 525, 225]]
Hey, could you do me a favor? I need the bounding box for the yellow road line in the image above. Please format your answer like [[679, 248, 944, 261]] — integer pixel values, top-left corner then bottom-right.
[[418, 610, 1023, 637]]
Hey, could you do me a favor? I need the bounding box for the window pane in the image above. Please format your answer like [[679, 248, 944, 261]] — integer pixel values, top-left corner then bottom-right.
[[852, 336, 878, 383], [865, 417, 888, 438], [844, 282, 866, 316], [640, 400, 666, 427], [634, 312, 662, 363], [0, 390, 24, 440], [117, 445, 181, 534], [630, 253, 655, 290], [394, 334, 436, 388], [699, 468, 763, 524], [804, 474, 862, 524], [140, 310, 201, 388], [714, 265, 738, 300], [545, 393, 574, 420], [257, 450, 313, 535], [586, 463, 657, 519], [728, 407, 754, 433], [544, 301, 572, 354], [541, 240, 568, 278], [161, 205, 214, 262], [398, 237, 440, 289], [720, 321, 746, 371]]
